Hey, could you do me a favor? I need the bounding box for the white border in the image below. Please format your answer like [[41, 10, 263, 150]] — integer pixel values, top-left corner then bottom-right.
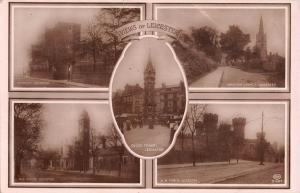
[[108, 35, 189, 160], [9, 99, 145, 188], [153, 4, 290, 92], [9, 3, 145, 92], [153, 100, 290, 188]]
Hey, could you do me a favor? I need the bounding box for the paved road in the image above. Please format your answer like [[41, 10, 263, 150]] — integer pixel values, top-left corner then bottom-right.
[[219, 164, 284, 184], [124, 124, 171, 156], [190, 66, 273, 88], [14, 76, 101, 88], [190, 67, 225, 88], [17, 169, 138, 183], [157, 161, 284, 184]]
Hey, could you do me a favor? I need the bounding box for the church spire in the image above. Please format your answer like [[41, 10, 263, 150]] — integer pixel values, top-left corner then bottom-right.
[[259, 16, 264, 34], [256, 16, 267, 61]]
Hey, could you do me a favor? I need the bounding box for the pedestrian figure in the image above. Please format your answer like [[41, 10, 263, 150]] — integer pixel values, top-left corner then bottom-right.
[[126, 119, 132, 131], [169, 120, 176, 144]]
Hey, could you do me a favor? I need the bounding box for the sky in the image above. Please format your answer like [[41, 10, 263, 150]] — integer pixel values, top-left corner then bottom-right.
[[112, 37, 184, 91], [192, 103, 286, 146], [157, 8, 286, 56], [39, 103, 113, 149]]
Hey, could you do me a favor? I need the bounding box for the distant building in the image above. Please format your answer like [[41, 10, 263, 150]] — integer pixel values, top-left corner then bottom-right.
[[256, 16, 268, 62], [29, 22, 81, 79], [255, 16, 285, 72]]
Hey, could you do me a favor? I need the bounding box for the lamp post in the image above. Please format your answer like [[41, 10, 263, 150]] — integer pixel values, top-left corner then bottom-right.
[[259, 111, 265, 165]]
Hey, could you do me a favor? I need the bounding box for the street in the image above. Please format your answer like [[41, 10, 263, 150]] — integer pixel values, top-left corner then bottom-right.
[[14, 76, 101, 88], [190, 66, 275, 88], [190, 67, 225, 87], [157, 160, 284, 184], [16, 168, 139, 183], [124, 124, 172, 156]]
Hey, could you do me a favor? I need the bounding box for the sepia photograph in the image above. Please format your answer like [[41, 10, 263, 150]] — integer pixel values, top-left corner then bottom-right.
[[154, 4, 290, 91], [110, 36, 188, 158], [9, 100, 144, 187], [9, 3, 145, 91], [154, 100, 289, 188]]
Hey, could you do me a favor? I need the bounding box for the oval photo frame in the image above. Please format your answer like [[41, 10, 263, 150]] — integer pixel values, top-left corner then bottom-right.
[[109, 35, 189, 159]]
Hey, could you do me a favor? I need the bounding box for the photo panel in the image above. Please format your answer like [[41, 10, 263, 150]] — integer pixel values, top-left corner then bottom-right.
[[153, 100, 290, 188], [9, 99, 145, 188], [9, 2, 145, 92], [153, 4, 290, 92], [109, 35, 188, 159]]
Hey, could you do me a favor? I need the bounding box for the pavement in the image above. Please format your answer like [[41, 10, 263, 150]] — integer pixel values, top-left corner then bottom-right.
[[190, 67, 225, 88], [190, 66, 275, 88], [14, 76, 102, 88], [123, 124, 172, 157], [16, 168, 139, 183], [157, 160, 284, 184]]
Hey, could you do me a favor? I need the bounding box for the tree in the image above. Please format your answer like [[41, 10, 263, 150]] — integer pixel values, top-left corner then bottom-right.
[[97, 8, 140, 62], [185, 104, 206, 166], [220, 25, 250, 63], [14, 103, 43, 179], [191, 26, 222, 62], [90, 127, 101, 174], [86, 19, 104, 72], [106, 124, 124, 178]]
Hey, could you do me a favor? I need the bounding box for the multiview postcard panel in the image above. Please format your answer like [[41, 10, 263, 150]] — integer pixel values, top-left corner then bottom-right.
[[9, 3, 145, 91], [154, 4, 290, 92], [153, 100, 290, 188], [9, 100, 145, 188]]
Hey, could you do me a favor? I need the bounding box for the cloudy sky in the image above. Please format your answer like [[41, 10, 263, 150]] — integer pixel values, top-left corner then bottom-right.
[[157, 8, 287, 56], [192, 103, 286, 146], [112, 37, 184, 91], [39, 103, 113, 149]]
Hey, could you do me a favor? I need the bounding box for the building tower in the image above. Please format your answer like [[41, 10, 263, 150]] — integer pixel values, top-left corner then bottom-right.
[[256, 16, 268, 61], [79, 110, 90, 172], [144, 52, 156, 127]]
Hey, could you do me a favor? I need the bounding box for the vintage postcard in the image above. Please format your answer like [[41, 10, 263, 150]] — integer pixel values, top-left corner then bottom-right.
[[153, 100, 290, 188], [9, 3, 145, 91], [153, 4, 290, 92], [9, 99, 145, 187]]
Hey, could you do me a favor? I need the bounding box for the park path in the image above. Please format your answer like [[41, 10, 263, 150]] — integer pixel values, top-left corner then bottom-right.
[[190, 67, 225, 88], [15, 75, 101, 88], [190, 66, 272, 88]]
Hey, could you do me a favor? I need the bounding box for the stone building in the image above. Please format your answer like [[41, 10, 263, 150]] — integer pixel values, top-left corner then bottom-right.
[[29, 22, 115, 85], [255, 16, 285, 72], [144, 56, 156, 120], [30, 22, 81, 79], [256, 16, 268, 62]]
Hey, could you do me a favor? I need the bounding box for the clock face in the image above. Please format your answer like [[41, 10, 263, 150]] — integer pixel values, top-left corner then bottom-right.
[[110, 36, 188, 159]]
